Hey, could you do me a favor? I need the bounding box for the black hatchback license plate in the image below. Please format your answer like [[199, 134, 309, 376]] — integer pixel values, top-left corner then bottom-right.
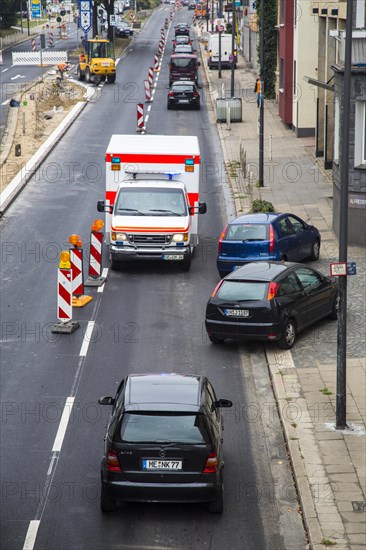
[[142, 459, 182, 470], [224, 309, 249, 317]]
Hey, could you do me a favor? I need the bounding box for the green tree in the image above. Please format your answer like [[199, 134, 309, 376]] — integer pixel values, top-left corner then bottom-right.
[[256, 0, 277, 100], [1, 0, 18, 28]]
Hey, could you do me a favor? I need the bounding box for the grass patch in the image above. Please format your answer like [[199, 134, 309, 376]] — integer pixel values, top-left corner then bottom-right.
[[319, 387, 333, 396], [291, 422, 297, 428], [320, 539, 337, 546]]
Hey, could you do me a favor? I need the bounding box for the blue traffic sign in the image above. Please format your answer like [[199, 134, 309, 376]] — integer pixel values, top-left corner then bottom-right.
[[79, 0, 92, 33]]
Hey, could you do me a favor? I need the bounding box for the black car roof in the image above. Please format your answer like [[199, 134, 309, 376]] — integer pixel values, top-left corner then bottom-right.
[[124, 373, 205, 412], [225, 261, 299, 282]]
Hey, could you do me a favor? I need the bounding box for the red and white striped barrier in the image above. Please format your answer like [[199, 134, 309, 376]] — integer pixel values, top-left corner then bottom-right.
[[84, 226, 106, 287], [161, 30, 165, 41], [49, 32, 54, 47], [148, 67, 153, 86], [136, 102, 144, 131], [32, 38, 36, 52], [153, 54, 159, 72], [52, 251, 80, 334], [158, 42, 163, 56], [70, 245, 93, 307], [144, 79, 152, 103]]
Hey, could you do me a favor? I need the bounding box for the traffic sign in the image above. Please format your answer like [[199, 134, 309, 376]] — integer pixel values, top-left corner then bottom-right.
[[110, 14, 117, 26], [79, 0, 92, 33], [218, 24, 224, 31], [228, 53, 234, 63]]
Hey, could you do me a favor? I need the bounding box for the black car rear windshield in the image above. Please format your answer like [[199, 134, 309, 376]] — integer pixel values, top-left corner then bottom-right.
[[225, 223, 268, 241], [120, 413, 209, 444], [172, 84, 195, 92], [171, 58, 196, 69], [217, 281, 267, 301]]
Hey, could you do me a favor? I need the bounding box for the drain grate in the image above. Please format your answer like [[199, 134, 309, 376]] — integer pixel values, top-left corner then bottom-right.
[[352, 501, 366, 512]]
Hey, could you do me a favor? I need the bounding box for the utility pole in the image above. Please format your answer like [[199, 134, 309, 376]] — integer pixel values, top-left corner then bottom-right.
[[230, 5, 235, 96], [258, 0, 264, 186], [336, 0, 353, 430], [206, 0, 209, 32], [211, 0, 214, 33]]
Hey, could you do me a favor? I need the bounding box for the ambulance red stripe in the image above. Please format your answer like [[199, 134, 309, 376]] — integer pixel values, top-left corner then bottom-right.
[[106, 154, 200, 164]]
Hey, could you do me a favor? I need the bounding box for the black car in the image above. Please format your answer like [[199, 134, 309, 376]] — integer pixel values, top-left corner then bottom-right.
[[115, 21, 133, 37], [173, 35, 192, 49], [167, 81, 200, 109], [175, 23, 190, 37], [205, 262, 338, 349], [99, 373, 232, 513], [188, 0, 196, 9]]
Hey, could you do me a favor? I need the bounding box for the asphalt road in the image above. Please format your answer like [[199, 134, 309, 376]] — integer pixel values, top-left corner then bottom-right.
[[0, 7, 307, 550]]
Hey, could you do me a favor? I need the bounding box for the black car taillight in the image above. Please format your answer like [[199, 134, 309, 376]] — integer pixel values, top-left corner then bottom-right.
[[107, 450, 122, 472], [218, 224, 228, 254], [168, 91, 174, 97], [211, 279, 224, 296], [193, 91, 199, 97], [267, 282, 279, 300], [203, 452, 218, 473]]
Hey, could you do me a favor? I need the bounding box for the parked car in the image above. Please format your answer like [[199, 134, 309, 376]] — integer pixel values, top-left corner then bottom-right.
[[115, 21, 133, 37], [217, 212, 321, 278], [174, 44, 195, 54], [175, 23, 190, 37], [205, 262, 338, 349], [188, 0, 196, 9], [167, 80, 200, 110], [99, 373, 232, 513]]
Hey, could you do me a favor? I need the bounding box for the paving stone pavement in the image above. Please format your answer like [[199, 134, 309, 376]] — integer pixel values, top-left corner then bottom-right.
[[199, 33, 366, 550]]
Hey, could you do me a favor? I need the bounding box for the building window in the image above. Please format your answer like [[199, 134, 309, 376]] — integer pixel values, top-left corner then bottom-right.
[[334, 95, 339, 163], [279, 58, 285, 91], [354, 101, 366, 166], [356, 0, 366, 28], [280, 0, 284, 25]]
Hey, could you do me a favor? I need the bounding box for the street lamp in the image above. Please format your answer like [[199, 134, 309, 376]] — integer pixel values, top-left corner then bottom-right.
[[258, 0, 264, 186]]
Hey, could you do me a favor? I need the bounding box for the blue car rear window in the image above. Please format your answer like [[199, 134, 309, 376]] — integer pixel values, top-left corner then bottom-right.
[[217, 281, 267, 301], [225, 224, 268, 241]]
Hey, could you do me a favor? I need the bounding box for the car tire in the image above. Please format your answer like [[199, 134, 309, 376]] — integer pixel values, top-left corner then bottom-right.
[[310, 238, 320, 261], [208, 333, 225, 344], [85, 68, 91, 83], [278, 318, 296, 349], [107, 74, 116, 84], [100, 486, 117, 513], [328, 296, 339, 320], [180, 254, 191, 271], [167, 102, 172, 110], [77, 65, 84, 81], [208, 485, 223, 513], [196, 102, 201, 110]]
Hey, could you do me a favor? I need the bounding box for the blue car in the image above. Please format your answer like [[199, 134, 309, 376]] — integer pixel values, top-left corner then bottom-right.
[[217, 213, 321, 278]]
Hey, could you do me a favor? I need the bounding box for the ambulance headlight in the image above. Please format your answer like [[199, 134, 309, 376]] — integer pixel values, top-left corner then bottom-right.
[[172, 233, 188, 242], [112, 232, 127, 242]]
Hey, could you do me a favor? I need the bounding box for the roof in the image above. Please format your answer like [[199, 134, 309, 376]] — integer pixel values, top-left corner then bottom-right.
[[225, 261, 298, 282], [124, 374, 203, 412], [171, 53, 197, 59], [106, 134, 200, 156], [230, 213, 282, 224]]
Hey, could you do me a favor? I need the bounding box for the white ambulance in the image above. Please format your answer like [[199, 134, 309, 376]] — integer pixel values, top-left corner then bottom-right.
[[97, 134, 207, 271]]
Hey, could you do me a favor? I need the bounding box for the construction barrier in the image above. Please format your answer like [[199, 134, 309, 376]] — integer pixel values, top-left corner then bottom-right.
[[52, 251, 80, 334], [136, 102, 144, 131], [144, 80, 152, 103], [69, 235, 93, 308], [153, 54, 159, 72], [49, 32, 54, 47], [158, 42, 163, 56], [161, 30, 165, 41], [31, 38, 36, 52], [148, 67, 153, 86], [85, 220, 106, 287]]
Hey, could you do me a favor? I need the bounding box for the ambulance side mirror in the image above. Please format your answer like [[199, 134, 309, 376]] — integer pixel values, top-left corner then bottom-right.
[[199, 202, 207, 214], [97, 200, 112, 213]]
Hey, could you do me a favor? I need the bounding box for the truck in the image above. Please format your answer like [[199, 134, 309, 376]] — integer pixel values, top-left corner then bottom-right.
[[207, 34, 237, 69], [77, 37, 116, 83], [97, 135, 207, 271]]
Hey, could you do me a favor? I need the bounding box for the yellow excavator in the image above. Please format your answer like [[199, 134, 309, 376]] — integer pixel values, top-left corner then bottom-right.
[[77, 37, 116, 84]]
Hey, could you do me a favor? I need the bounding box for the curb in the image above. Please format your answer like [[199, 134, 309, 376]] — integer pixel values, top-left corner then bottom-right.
[[0, 98, 88, 214]]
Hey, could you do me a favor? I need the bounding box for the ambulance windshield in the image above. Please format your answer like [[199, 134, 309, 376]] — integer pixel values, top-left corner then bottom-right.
[[115, 188, 188, 216]]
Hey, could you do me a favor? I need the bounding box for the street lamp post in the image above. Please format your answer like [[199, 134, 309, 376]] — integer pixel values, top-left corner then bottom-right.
[[211, 0, 214, 33], [206, 0, 209, 32], [258, 0, 264, 186], [230, 5, 235, 96], [336, 0, 353, 430]]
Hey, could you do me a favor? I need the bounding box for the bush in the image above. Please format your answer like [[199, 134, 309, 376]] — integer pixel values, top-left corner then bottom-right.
[[249, 199, 275, 213]]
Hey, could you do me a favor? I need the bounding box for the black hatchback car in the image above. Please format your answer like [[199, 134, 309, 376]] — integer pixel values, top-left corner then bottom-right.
[[175, 23, 190, 37], [205, 262, 338, 349], [99, 373, 232, 513], [167, 80, 200, 109]]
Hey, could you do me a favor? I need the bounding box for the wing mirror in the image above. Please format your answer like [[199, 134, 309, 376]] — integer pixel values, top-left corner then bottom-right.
[[189, 202, 207, 215], [98, 396, 115, 406], [97, 200, 113, 213], [215, 399, 233, 408]]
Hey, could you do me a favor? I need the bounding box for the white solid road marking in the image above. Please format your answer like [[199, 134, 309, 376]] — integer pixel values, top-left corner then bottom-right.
[[22, 520, 40, 550], [52, 397, 75, 452], [2, 67, 10, 72], [79, 320, 95, 356], [1, 99, 11, 106], [10, 74, 25, 80], [97, 268, 108, 292]]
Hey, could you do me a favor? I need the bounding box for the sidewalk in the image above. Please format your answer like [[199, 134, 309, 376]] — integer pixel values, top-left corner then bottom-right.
[[200, 38, 366, 549]]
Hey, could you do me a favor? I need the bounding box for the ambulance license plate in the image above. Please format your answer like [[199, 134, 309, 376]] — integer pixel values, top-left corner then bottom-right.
[[163, 254, 184, 260]]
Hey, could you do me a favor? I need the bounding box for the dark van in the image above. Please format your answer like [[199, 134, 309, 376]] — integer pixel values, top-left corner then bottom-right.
[[169, 54, 200, 86]]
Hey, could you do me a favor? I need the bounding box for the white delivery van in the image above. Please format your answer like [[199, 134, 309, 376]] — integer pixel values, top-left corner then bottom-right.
[[97, 135, 207, 271], [207, 34, 237, 69]]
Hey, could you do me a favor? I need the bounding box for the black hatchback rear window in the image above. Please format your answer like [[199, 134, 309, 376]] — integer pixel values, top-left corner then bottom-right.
[[217, 281, 267, 301], [120, 413, 209, 444], [225, 224, 268, 241]]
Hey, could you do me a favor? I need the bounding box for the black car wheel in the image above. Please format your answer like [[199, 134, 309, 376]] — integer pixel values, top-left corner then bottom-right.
[[107, 74, 116, 84], [208, 333, 225, 344], [208, 484, 223, 513], [110, 258, 122, 271], [100, 486, 117, 512], [310, 238, 320, 261], [278, 318, 296, 349], [180, 253, 191, 271], [329, 296, 339, 320]]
